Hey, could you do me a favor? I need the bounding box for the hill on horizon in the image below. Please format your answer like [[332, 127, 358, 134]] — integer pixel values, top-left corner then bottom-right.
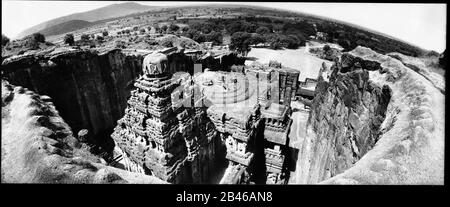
[[16, 2, 157, 39]]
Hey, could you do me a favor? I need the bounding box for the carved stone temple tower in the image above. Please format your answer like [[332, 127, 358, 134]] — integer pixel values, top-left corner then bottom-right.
[[111, 51, 221, 184]]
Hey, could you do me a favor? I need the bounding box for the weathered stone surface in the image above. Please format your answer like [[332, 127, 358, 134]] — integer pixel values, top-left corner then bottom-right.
[[1, 80, 166, 183], [300, 50, 392, 183], [111, 51, 221, 184]]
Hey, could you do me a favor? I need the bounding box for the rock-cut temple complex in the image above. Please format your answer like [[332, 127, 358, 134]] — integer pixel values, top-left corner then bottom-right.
[[111, 48, 302, 184]]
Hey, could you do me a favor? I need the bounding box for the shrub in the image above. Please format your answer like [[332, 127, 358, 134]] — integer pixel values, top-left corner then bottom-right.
[[96, 35, 104, 42], [64, 33, 75, 46], [32, 33, 45, 43], [162, 40, 173, 48], [115, 40, 126, 49], [161, 25, 168, 33], [154, 25, 160, 33], [169, 24, 180, 33], [80, 34, 90, 41], [269, 60, 282, 68], [102, 31, 108, 37], [140, 28, 146, 34]]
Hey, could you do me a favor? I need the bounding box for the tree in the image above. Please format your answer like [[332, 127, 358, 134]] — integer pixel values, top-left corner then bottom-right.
[[32, 33, 45, 43], [133, 26, 139, 31], [64, 33, 75, 46], [102, 31, 108, 37], [80, 34, 90, 42], [338, 39, 352, 51], [256, 26, 270, 35], [230, 32, 252, 54], [90, 34, 95, 39], [248, 34, 265, 45], [161, 25, 168, 33], [2, 34, 10, 46], [115, 40, 126, 49], [227, 21, 244, 35], [169, 24, 180, 33], [162, 40, 173, 47], [96, 35, 104, 42], [206, 31, 223, 45], [140, 28, 146, 34], [154, 25, 161, 33]]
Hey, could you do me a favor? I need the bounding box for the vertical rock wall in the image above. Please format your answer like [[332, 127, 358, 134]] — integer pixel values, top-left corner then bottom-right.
[[297, 55, 392, 183], [2, 49, 143, 150]]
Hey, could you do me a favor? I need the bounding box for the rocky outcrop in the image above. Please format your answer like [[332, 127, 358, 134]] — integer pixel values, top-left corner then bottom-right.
[[321, 47, 444, 184], [294, 46, 444, 184], [387, 52, 445, 94], [1, 80, 166, 183], [296, 51, 392, 183], [2, 48, 143, 152]]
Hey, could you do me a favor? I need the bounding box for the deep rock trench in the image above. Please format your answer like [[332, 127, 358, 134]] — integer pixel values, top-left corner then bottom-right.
[[297, 54, 392, 183], [2, 48, 392, 183]]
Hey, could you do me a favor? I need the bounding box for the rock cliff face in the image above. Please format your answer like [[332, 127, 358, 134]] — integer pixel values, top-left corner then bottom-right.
[[295, 49, 392, 183], [295, 46, 444, 184], [2, 49, 143, 151], [321, 47, 444, 184], [1, 80, 166, 183]]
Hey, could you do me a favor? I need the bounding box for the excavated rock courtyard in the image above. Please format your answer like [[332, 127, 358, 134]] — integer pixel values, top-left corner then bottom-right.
[[1, 45, 445, 184]]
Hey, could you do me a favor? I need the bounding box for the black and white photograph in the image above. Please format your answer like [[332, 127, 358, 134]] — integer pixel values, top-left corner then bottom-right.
[[1, 0, 446, 187]]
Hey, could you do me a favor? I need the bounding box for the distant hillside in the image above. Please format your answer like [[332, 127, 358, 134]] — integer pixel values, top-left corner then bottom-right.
[[16, 2, 157, 38], [38, 20, 93, 37]]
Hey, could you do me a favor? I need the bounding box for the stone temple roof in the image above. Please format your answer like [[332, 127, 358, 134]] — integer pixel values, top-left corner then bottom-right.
[[142, 52, 168, 76], [261, 103, 289, 120]]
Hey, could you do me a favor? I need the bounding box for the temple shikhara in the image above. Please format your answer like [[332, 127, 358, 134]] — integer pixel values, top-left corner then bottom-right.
[[111, 47, 306, 184]]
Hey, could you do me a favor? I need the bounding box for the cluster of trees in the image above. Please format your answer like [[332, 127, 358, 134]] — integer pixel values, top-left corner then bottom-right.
[[64, 30, 109, 46], [158, 23, 180, 34], [182, 29, 223, 46], [229, 29, 305, 53], [25, 33, 47, 49], [117, 29, 132, 35], [2, 32, 49, 51], [180, 18, 314, 53], [315, 20, 423, 56]]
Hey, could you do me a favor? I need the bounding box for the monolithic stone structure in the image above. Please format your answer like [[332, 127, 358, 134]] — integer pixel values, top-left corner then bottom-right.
[[193, 71, 262, 184], [110, 52, 301, 184], [245, 64, 299, 106], [260, 103, 292, 184], [111, 51, 221, 183]]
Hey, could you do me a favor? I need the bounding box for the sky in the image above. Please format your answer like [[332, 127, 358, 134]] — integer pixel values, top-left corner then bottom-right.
[[1, 1, 447, 52]]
